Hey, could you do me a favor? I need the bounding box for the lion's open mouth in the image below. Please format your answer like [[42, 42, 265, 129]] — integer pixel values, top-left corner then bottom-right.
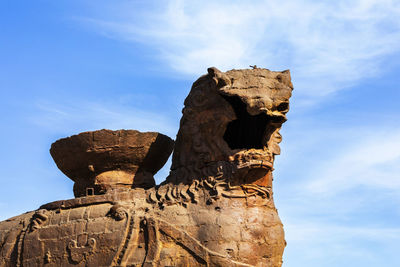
[[220, 94, 282, 186], [222, 95, 272, 151]]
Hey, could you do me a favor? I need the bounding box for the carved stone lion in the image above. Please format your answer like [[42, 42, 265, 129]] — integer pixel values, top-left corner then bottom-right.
[[0, 67, 293, 267]]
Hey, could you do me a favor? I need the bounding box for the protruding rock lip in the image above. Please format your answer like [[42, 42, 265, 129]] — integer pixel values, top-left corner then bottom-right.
[[235, 159, 273, 170], [229, 149, 274, 172], [50, 129, 174, 196], [218, 68, 293, 120]]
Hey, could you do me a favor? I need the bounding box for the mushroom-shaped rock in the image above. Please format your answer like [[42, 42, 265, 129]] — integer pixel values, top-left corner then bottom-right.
[[50, 129, 174, 197]]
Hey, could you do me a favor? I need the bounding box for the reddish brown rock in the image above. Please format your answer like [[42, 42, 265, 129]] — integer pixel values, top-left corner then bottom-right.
[[0, 67, 293, 267], [50, 129, 174, 197]]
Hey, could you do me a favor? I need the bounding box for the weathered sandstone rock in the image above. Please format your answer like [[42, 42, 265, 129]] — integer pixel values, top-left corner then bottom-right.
[[0, 67, 293, 267], [50, 129, 174, 197]]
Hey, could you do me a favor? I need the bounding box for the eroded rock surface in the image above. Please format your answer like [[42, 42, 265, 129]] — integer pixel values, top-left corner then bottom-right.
[[0, 67, 293, 267], [50, 129, 174, 197]]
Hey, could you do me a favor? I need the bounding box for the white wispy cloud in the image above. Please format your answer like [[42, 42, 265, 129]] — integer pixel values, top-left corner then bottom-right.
[[306, 128, 400, 194], [78, 0, 400, 101], [273, 120, 400, 265]]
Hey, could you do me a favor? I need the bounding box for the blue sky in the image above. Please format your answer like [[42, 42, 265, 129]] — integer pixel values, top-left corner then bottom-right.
[[1, 1, 400, 266]]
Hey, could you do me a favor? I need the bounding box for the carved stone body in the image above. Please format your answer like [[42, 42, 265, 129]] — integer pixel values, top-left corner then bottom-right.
[[0, 67, 293, 267]]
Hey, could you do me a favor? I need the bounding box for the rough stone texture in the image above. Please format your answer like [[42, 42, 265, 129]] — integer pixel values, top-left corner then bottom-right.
[[0, 67, 293, 267], [50, 129, 174, 197]]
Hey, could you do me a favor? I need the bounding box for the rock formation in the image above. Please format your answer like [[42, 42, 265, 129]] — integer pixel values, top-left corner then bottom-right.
[[50, 130, 174, 197], [0, 67, 293, 267]]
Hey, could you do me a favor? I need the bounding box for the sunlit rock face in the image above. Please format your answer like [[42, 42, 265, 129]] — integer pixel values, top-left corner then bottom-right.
[[0, 67, 293, 267], [50, 129, 174, 197]]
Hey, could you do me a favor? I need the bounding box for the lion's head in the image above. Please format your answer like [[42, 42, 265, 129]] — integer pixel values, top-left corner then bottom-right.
[[166, 67, 293, 187]]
